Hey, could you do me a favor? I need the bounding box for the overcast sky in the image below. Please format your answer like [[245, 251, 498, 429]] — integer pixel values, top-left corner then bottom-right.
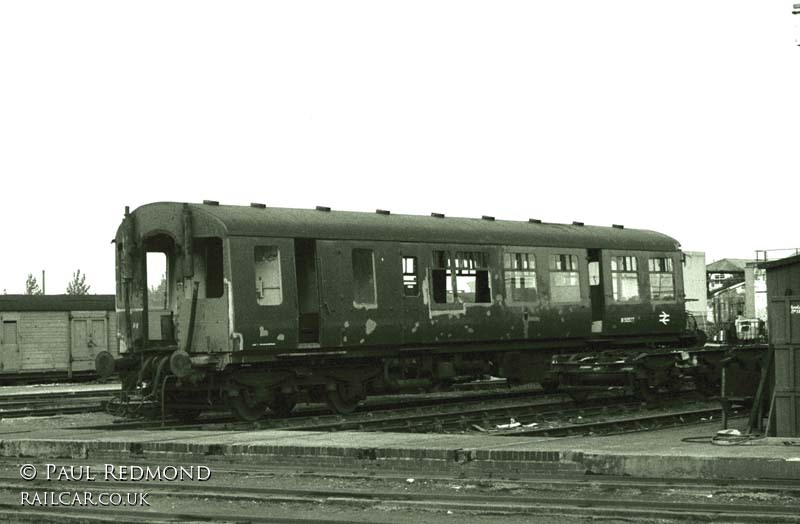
[[1, 2, 798, 295]]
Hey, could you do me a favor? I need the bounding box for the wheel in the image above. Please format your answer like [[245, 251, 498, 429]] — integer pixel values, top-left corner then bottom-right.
[[325, 383, 361, 414], [226, 390, 268, 422], [268, 393, 296, 417]]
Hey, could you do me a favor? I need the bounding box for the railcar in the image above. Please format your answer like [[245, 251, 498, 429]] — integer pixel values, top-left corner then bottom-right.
[[97, 201, 705, 420]]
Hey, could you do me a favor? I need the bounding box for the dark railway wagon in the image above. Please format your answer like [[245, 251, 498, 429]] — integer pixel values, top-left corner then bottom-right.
[[0, 294, 117, 383], [100, 201, 699, 420]]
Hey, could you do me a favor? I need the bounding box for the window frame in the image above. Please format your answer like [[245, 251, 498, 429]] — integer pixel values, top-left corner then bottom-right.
[[402, 255, 419, 297], [610, 255, 641, 304], [503, 249, 539, 304], [352, 247, 378, 308], [254, 245, 283, 306], [547, 251, 583, 304], [648, 255, 676, 302], [429, 248, 492, 308]]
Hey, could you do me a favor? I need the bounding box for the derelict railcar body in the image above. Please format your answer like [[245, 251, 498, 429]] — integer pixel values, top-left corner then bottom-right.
[[106, 201, 688, 418]]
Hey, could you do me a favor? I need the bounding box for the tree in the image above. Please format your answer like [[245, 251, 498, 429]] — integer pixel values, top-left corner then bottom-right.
[[65, 270, 91, 295], [25, 274, 42, 295], [148, 273, 167, 309]]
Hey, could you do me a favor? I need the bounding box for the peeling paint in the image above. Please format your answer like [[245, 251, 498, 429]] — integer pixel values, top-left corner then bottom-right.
[[259, 327, 269, 337], [486, 310, 492, 316], [365, 318, 377, 335], [359, 338, 365, 344], [411, 321, 420, 333], [343, 320, 350, 328], [276, 333, 285, 341]]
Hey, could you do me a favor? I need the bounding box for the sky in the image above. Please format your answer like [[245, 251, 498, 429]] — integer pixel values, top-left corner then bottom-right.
[[1, 1, 798, 295]]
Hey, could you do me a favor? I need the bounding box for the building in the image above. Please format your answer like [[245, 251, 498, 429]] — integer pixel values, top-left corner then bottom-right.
[[0, 295, 117, 380], [682, 251, 708, 328], [706, 258, 753, 295]]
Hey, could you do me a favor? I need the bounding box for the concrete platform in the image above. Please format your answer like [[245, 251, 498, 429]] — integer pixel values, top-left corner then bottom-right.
[[1, 419, 799, 481]]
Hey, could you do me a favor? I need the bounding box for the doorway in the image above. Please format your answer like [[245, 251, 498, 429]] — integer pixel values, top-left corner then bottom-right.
[[294, 239, 320, 343]]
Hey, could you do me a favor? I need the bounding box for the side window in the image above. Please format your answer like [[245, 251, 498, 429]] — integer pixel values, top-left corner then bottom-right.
[[2, 321, 17, 345], [549, 254, 581, 303], [611, 256, 640, 302], [649, 257, 675, 300], [454, 251, 491, 303], [352, 248, 377, 306], [431, 250, 453, 303], [504, 252, 538, 302], [402, 256, 419, 297], [254, 246, 282, 305], [431, 250, 491, 304]]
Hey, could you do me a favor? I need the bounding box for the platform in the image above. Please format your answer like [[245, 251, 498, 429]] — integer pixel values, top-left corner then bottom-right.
[[1, 418, 798, 481]]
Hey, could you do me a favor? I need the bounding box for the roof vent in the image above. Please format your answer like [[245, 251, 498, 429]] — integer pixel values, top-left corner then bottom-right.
[[203, 200, 219, 206], [376, 209, 390, 215], [572, 221, 584, 226], [612, 224, 625, 229], [250, 202, 266, 209], [316, 206, 331, 212], [482, 215, 495, 221], [431, 212, 445, 218], [528, 218, 542, 224]]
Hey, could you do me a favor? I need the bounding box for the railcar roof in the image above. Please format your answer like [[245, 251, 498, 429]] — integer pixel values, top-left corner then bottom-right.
[[132, 202, 680, 251], [0, 295, 115, 312]]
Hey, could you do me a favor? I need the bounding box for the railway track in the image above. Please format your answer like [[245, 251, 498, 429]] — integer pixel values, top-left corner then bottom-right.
[[0, 467, 797, 523], [90, 383, 569, 430], [0, 387, 118, 419], [88, 387, 723, 441]]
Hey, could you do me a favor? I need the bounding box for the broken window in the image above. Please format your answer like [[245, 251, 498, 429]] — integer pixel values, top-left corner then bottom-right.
[[431, 250, 453, 304], [549, 254, 581, 303], [402, 256, 419, 297], [146, 252, 168, 310], [194, 237, 224, 299], [2, 321, 17, 345], [255, 246, 282, 305], [504, 252, 538, 302], [432, 250, 491, 304], [611, 256, 640, 302], [648, 257, 675, 300], [352, 248, 377, 306]]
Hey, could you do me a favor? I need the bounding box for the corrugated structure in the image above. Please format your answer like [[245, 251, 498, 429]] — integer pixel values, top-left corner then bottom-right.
[[762, 255, 800, 437], [0, 295, 117, 381]]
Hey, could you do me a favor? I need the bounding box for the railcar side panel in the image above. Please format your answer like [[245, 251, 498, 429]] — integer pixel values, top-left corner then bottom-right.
[[230, 236, 298, 351], [318, 240, 403, 349]]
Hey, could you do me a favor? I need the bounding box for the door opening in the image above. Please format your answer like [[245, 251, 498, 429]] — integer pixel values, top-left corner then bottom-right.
[[294, 239, 320, 343], [588, 249, 604, 332]]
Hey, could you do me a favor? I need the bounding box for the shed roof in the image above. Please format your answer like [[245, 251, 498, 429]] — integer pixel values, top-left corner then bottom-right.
[[0, 295, 115, 313], [759, 253, 800, 271], [707, 258, 753, 273], [130, 202, 681, 252]]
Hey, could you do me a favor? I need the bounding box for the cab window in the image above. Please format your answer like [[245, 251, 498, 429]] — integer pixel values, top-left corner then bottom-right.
[[649, 257, 675, 300]]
